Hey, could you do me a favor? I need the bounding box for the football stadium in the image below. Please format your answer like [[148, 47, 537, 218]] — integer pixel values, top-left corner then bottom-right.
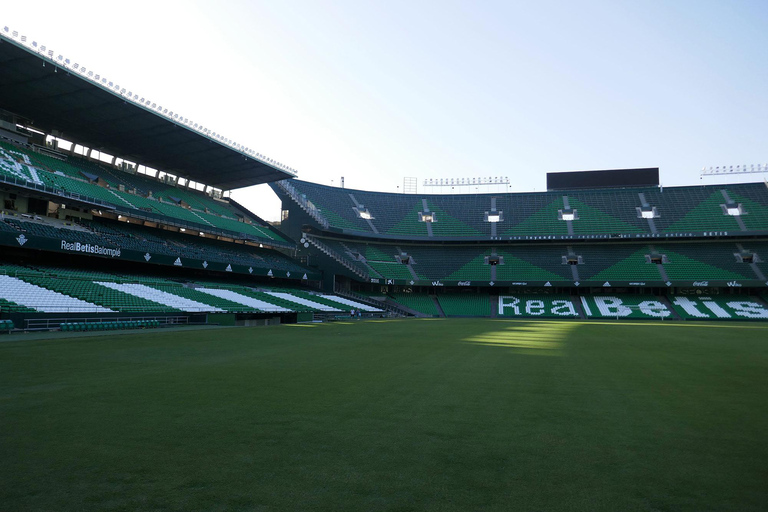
[[2, 19, 768, 512]]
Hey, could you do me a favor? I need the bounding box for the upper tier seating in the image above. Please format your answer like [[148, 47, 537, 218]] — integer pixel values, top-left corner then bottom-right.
[[279, 179, 768, 240], [0, 139, 286, 244]]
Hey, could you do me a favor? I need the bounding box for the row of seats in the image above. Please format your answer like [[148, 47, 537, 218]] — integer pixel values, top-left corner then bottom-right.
[[60, 320, 160, 332], [0, 319, 15, 332]]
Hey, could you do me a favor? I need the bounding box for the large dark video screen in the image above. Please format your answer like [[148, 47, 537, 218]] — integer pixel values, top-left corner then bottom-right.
[[547, 168, 659, 190]]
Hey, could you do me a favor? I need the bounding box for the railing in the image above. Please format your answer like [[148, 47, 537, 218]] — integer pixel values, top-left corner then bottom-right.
[[0, 169, 292, 249], [0, 173, 114, 208], [304, 234, 368, 279], [275, 180, 330, 229], [332, 287, 409, 317], [23, 315, 193, 331]]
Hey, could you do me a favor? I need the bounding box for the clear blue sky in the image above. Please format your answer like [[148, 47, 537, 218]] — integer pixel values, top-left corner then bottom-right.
[[3, 1, 767, 220]]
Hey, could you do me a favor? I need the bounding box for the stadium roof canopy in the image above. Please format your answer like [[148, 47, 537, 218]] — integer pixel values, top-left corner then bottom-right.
[[0, 32, 295, 190]]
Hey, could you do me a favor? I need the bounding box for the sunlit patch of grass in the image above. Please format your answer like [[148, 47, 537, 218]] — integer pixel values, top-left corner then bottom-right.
[[463, 321, 578, 354]]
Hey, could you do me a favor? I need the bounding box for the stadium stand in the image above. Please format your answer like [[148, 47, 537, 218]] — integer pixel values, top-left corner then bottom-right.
[[277, 179, 768, 241], [3, 35, 768, 327], [1, 139, 288, 245]]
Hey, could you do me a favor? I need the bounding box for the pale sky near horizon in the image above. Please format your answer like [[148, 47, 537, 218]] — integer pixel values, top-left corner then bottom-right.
[[3, 1, 767, 221]]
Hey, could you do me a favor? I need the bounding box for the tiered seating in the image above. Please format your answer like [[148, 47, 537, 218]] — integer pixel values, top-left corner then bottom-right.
[[669, 295, 768, 319], [195, 287, 293, 312], [149, 285, 259, 312], [279, 179, 768, 239], [496, 294, 580, 318], [567, 197, 645, 235], [493, 250, 566, 282], [390, 293, 440, 316], [437, 294, 491, 317], [567, 189, 649, 232], [1, 139, 286, 244], [262, 291, 342, 312], [581, 245, 663, 282], [283, 290, 380, 312], [656, 244, 753, 281], [580, 295, 672, 319], [0, 275, 113, 313], [18, 273, 181, 313], [94, 282, 225, 312], [317, 294, 383, 312], [7, 216, 309, 276], [0, 297, 36, 313]]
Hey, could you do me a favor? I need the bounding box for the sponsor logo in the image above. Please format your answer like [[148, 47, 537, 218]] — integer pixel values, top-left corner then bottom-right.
[[61, 240, 121, 258], [489, 281, 495, 286], [173, 257, 182, 266], [603, 281, 611, 287], [302, 273, 308, 280], [386, 279, 395, 285], [498, 296, 578, 317], [727, 281, 742, 287], [248, 267, 253, 274], [202, 261, 209, 269], [693, 281, 709, 286], [629, 282, 646, 286], [286, 271, 291, 277], [16, 234, 28, 246], [457, 281, 471, 286], [431, 281, 444, 287], [665, 281, 672, 286], [144, 253, 151, 262], [511, 282, 527, 286], [225, 264, 232, 272], [267, 269, 274, 277], [574, 281, 580, 286], [544, 281, 552, 287], [409, 280, 415, 285], [370, 278, 380, 283]]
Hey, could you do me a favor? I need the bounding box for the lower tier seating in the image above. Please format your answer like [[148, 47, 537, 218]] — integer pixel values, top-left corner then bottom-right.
[[438, 294, 492, 317], [669, 295, 768, 320]]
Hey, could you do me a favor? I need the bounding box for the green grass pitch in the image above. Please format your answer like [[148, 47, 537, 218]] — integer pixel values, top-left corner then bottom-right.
[[2, 319, 767, 511]]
